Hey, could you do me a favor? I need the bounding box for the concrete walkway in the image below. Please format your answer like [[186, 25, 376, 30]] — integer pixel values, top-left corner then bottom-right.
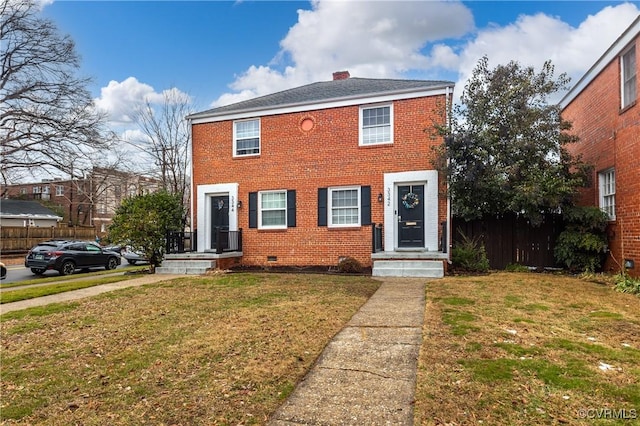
[[268, 278, 426, 425], [0, 273, 182, 315], [1, 273, 428, 425]]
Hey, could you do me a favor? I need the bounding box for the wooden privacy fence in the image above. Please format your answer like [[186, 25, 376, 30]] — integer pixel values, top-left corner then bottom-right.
[[0, 225, 96, 253], [452, 213, 564, 270]]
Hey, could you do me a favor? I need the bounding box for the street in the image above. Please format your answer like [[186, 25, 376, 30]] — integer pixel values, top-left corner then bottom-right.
[[1, 259, 138, 284]]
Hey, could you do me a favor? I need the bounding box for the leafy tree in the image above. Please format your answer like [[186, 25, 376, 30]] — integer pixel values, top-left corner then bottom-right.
[[554, 206, 609, 273], [435, 56, 590, 225], [108, 191, 184, 273], [1, 0, 111, 183]]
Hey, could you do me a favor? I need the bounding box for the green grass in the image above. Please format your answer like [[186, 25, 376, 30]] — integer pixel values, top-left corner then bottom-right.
[[0, 275, 136, 304]]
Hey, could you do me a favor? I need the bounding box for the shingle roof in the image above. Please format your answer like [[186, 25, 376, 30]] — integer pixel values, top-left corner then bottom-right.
[[0, 199, 62, 219], [189, 77, 454, 120]]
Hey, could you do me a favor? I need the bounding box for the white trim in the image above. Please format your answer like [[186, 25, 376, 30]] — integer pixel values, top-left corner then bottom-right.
[[359, 103, 394, 146], [190, 86, 452, 124], [383, 170, 439, 251], [561, 15, 640, 109], [621, 44, 637, 109], [328, 186, 361, 228], [258, 189, 287, 230], [197, 183, 239, 252]]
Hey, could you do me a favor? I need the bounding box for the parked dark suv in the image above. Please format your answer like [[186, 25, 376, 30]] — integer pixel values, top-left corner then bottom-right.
[[25, 240, 121, 276]]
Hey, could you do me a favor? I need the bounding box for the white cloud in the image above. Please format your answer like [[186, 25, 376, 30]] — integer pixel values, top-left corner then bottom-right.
[[211, 1, 638, 108], [211, 0, 474, 106], [450, 3, 639, 103], [94, 77, 191, 125]]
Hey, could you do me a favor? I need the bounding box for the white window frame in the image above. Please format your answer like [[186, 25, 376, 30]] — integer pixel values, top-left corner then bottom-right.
[[599, 168, 616, 220], [233, 118, 260, 157], [328, 186, 361, 228], [621, 44, 636, 109], [359, 104, 393, 146], [32, 186, 41, 194], [258, 190, 287, 230], [55, 185, 64, 196]]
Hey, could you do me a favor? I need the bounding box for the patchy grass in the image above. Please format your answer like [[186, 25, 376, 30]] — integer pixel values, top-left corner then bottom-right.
[[416, 272, 640, 425], [0, 273, 379, 424]]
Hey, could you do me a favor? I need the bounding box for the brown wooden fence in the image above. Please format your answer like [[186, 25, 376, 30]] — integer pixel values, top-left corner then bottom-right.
[[0, 225, 96, 254], [452, 213, 564, 270]]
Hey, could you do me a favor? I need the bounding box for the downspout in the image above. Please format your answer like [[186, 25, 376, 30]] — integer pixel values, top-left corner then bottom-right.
[[188, 117, 196, 252], [445, 85, 453, 264]]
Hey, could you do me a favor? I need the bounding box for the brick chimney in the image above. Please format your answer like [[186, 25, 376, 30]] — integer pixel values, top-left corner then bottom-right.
[[332, 71, 350, 80]]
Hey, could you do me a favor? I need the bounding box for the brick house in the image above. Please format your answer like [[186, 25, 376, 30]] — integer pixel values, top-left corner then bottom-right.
[[561, 16, 639, 277], [187, 71, 453, 277]]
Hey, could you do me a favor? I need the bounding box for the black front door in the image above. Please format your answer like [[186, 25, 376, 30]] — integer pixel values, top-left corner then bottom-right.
[[398, 185, 425, 248], [211, 195, 229, 250]]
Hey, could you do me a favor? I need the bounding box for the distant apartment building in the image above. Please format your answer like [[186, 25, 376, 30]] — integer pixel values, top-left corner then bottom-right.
[[1, 168, 160, 234]]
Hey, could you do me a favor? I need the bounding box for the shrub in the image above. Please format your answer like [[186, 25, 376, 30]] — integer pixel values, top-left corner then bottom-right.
[[614, 273, 640, 296], [337, 257, 363, 274], [554, 206, 609, 274], [452, 231, 490, 273], [505, 263, 530, 273]]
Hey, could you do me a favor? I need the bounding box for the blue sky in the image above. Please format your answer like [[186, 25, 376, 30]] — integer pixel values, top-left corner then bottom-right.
[[38, 0, 639, 133]]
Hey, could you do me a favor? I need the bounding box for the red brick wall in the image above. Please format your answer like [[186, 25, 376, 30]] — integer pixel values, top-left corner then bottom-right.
[[192, 96, 449, 267], [563, 39, 640, 276]]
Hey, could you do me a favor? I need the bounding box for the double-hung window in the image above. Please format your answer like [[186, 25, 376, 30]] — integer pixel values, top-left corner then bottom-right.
[[599, 168, 616, 220], [360, 104, 393, 145], [259, 190, 287, 229], [621, 45, 636, 109], [234, 118, 260, 156], [56, 185, 64, 196], [329, 187, 360, 227]]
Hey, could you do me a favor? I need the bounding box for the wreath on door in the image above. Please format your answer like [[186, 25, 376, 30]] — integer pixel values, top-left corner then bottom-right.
[[402, 192, 420, 209]]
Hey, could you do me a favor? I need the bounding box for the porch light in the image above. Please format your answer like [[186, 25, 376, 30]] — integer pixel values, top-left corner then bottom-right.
[[377, 193, 383, 202], [237, 200, 242, 209]]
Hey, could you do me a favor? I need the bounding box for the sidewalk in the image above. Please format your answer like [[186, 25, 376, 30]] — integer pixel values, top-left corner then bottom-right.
[[268, 277, 426, 425], [0, 273, 182, 315]]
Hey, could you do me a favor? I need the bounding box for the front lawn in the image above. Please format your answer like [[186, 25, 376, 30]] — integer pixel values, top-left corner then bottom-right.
[[1, 273, 380, 424], [416, 272, 640, 425]]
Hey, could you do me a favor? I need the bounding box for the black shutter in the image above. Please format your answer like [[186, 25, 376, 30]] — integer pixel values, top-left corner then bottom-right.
[[287, 190, 296, 228], [361, 185, 371, 225], [248, 192, 258, 229], [318, 188, 327, 227]]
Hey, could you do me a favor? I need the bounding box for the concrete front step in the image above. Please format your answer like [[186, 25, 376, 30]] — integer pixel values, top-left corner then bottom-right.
[[156, 259, 216, 275], [372, 260, 444, 278]]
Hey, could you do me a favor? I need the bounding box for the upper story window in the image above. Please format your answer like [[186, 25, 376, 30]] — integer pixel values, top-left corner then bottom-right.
[[360, 104, 393, 146], [259, 190, 287, 229], [599, 168, 615, 220], [621, 45, 636, 109], [329, 186, 360, 227], [234, 118, 260, 157]]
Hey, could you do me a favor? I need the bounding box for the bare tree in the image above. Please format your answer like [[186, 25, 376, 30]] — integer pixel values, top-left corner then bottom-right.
[[0, 0, 110, 183], [132, 89, 192, 225]]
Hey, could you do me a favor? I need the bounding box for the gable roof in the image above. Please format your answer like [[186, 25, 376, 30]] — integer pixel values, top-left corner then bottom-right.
[[189, 76, 454, 124], [560, 14, 640, 109], [0, 199, 63, 221]]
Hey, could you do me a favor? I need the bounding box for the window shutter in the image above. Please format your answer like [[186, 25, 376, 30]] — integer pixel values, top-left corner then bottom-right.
[[248, 192, 258, 229], [361, 185, 371, 225], [318, 188, 327, 227], [287, 190, 296, 227]]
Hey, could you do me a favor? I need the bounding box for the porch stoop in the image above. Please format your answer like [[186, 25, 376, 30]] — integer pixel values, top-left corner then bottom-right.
[[156, 252, 242, 275], [371, 251, 447, 278]]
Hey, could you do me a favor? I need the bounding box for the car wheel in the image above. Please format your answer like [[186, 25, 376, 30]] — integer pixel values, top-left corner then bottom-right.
[[127, 259, 137, 265], [59, 260, 76, 276], [106, 257, 119, 270], [31, 267, 46, 275]]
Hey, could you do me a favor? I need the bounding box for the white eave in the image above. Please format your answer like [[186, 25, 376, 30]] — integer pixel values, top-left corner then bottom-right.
[[0, 214, 63, 221], [190, 85, 453, 125], [560, 15, 640, 110]]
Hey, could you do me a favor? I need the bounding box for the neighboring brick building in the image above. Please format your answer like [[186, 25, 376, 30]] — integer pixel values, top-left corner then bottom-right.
[[188, 71, 453, 276], [2, 168, 160, 236], [561, 16, 640, 277]]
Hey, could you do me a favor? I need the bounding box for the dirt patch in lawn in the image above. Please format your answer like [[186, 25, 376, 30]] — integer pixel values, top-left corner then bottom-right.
[[1, 273, 380, 425], [415, 272, 640, 425]]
